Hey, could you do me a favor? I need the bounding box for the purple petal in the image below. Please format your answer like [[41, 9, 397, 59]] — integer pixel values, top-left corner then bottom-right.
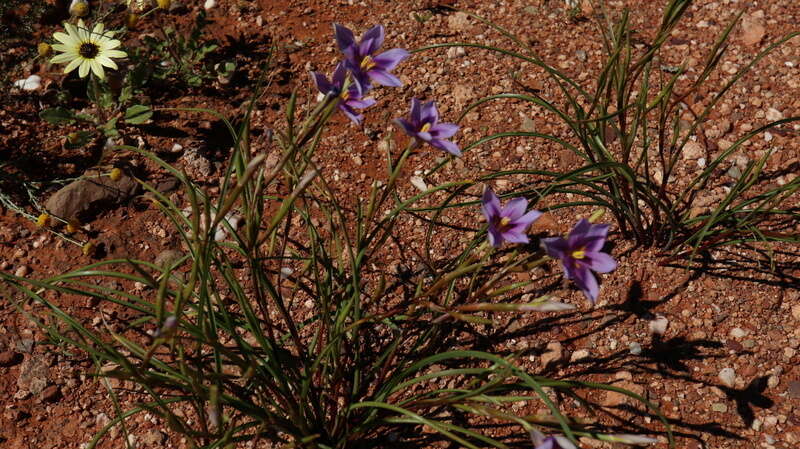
[[334, 24, 356, 53], [534, 438, 554, 449], [502, 197, 529, 220], [580, 223, 610, 252], [338, 104, 363, 125], [553, 436, 577, 449], [360, 25, 385, 54], [482, 187, 502, 222], [373, 48, 410, 71], [542, 236, 569, 260], [311, 72, 333, 94], [428, 122, 459, 139], [346, 97, 376, 109], [409, 98, 422, 126], [420, 100, 438, 124], [502, 230, 530, 244], [358, 37, 376, 59], [394, 118, 417, 137], [567, 219, 592, 248], [530, 430, 547, 447], [488, 226, 504, 248], [331, 63, 347, 87], [367, 69, 402, 87], [571, 264, 599, 303], [416, 131, 433, 142], [429, 138, 461, 156], [512, 210, 542, 229], [348, 69, 372, 95], [583, 251, 617, 273]]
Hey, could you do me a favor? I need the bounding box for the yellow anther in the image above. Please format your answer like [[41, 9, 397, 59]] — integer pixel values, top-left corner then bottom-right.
[[360, 55, 376, 71], [340, 90, 350, 100], [499, 217, 511, 227], [572, 249, 586, 259], [420, 123, 431, 133], [36, 213, 50, 228]]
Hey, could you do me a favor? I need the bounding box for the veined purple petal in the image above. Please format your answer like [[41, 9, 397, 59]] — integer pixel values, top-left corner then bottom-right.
[[358, 37, 376, 59], [373, 48, 410, 71], [429, 138, 461, 156], [502, 197, 529, 220], [334, 24, 356, 53], [567, 219, 592, 248], [331, 63, 347, 87], [409, 98, 422, 127], [571, 264, 599, 303], [502, 230, 530, 244], [487, 227, 504, 248], [583, 251, 617, 273], [311, 72, 334, 94], [349, 69, 372, 96], [338, 104, 363, 124], [428, 122, 459, 139], [367, 69, 402, 87], [482, 188, 502, 222], [360, 25, 385, 55], [542, 236, 569, 260], [513, 209, 542, 229], [416, 131, 433, 142], [420, 100, 438, 124], [579, 223, 610, 252], [394, 118, 417, 137], [346, 97, 376, 109], [530, 430, 547, 448]]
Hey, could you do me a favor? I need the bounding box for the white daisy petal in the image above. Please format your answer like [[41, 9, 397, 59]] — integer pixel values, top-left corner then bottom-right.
[[64, 58, 82, 74], [51, 53, 76, 64], [92, 23, 104, 36], [53, 32, 75, 46], [78, 60, 91, 78], [96, 55, 118, 70], [102, 39, 122, 50], [104, 49, 127, 59], [90, 60, 105, 79]]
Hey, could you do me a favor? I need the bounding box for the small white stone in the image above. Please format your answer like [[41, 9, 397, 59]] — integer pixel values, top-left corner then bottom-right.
[[719, 367, 736, 388], [697, 157, 706, 168], [409, 176, 428, 192], [14, 265, 29, 277], [648, 315, 669, 335], [570, 349, 590, 362], [629, 342, 642, 355], [204, 0, 216, 10], [766, 108, 783, 122], [729, 327, 747, 339], [13, 75, 42, 91], [171, 143, 183, 153]]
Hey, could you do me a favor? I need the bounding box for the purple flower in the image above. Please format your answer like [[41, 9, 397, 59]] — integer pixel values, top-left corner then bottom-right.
[[530, 430, 577, 449], [541, 219, 617, 303], [334, 23, 409, 93], [481, 187, 542, 248], [311, 63, 376, 125], [395, 98, 461, 156]]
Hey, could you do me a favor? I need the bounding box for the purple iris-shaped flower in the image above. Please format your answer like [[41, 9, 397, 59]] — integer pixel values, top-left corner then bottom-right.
[[530, 430, 577, 449], [334, 23, 409, 93], [481, 187, 542, 247], [311, 63, 376, 125], [395, 98, 461, 156], [541, 219, 617, 303]]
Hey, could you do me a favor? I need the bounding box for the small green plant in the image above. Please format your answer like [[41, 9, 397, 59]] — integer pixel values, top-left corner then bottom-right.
[[4, 22, 669, 449], [420, 0, 800, 259]]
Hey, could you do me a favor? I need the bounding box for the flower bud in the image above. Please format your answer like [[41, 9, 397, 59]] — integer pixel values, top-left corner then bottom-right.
[[36, 213, 50, 228], [109, 167, 122, 181], [69, 0, 89, 17], [38, 42, 52, 57], [156, 0, 171, 8], [82, 242, 95, 256], [126, 13, 140, 29]]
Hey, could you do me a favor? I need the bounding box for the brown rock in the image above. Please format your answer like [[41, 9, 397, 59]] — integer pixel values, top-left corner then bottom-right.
[[40, 385, 61, 403], [0, 350, 22, 367], [44, 168, 139, 220], [741, 11, 766, 46]]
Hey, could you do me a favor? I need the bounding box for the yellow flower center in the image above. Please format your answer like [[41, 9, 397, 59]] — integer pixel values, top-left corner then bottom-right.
[[499, 217, 511, 227], [360, 55, 376, 71], [340, 90, 349, 101], [420, 123, 431, 133], [79, 42, 99, 59], [571, 249, 586, 259]]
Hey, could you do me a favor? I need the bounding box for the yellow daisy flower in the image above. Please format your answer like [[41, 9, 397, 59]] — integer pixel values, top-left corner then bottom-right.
[[50, 20, 127, 80]]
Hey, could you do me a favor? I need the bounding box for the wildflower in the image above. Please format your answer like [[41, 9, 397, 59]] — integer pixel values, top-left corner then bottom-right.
[[36, 213, 50, 228], [541, 219, 617, 303], [333, 24, 409, 93], [82, 241, 95, 256], [395, 98, 461, 156], [69, 0, 89, 17], [311, 63, 376, 125], [38, 42, 52, 57], [13, 75, 42, 91], [481, 187, 541, 247], [530, 429, 577, 449], [50, 20, 127, 80]]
